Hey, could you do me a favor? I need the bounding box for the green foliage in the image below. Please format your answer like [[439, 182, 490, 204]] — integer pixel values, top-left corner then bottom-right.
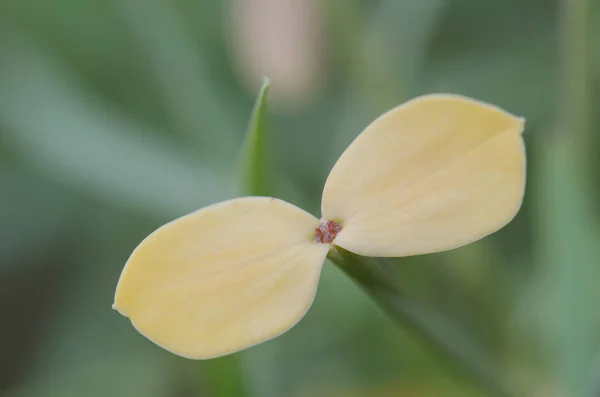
[[327, 246, 515, 397], [1, 1, 599, 397], [239, 78, 272, 197]]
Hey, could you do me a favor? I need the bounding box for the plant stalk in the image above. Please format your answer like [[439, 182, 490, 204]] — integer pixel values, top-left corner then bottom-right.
[[556, 0, 597, 396], [328, 246, 516, 397]]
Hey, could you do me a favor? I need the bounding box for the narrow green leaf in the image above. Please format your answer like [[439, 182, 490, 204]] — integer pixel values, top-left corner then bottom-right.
[[238, 78, 272, 197], [327, 246, 516, 397], [0, 35, 232, 219], [545, 0, 599, 395], [536, 141, 600, 397], [113, 0, 238, 161], [192, 80, 273, 397]]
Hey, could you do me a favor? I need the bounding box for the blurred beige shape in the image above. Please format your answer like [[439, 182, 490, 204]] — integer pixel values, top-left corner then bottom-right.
[[229, 0, 324, 107]]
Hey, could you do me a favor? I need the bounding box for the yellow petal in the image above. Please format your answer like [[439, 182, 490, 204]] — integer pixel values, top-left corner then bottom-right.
[[321, 94, 525, 257], [114, 197, 328, 359]]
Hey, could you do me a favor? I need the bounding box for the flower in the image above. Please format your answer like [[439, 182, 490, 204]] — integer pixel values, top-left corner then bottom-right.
[[113, 94, 526, 359]]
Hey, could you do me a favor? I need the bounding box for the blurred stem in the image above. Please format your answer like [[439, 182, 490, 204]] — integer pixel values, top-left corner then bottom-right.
[[559, 0, 593, 150], [556, 0, 597, 396], [191, 80, 273, 397], [198, 356, 248, 397], [328, 246, 516, 397]]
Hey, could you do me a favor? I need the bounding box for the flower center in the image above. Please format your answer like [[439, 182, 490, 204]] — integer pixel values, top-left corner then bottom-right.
[[314, 220, 342, 244]]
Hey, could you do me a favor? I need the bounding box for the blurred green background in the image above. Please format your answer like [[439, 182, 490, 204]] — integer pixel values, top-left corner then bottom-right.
[[1, 0, 599, 396]]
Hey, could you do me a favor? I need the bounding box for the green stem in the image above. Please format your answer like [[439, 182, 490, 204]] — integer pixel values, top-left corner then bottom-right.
[[327, 246, 516, 397], [198, 356, 248, 397], [190, 80, 273, 397], [556, 0, 596, 396], [559, 0, 592, 149]]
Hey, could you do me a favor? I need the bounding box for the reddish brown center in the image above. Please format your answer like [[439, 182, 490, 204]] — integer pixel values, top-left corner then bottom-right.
[[314, 220, 342, 244]]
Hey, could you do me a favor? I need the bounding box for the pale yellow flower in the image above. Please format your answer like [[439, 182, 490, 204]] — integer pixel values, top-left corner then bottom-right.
[[113, 94, 526, 359]]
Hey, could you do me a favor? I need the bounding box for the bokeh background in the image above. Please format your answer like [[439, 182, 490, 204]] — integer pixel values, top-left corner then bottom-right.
[[1, 0, 599, 396]]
